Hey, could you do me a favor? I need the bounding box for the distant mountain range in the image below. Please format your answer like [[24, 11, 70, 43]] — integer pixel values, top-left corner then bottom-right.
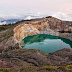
[[0, 19, 22, 25], [0, 12, 72, 25], [0, 15, 44, 25]]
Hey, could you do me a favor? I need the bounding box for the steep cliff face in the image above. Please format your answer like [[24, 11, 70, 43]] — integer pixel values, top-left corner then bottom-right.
[[14, 17, 72, 47], [14, 24, 40, 43]]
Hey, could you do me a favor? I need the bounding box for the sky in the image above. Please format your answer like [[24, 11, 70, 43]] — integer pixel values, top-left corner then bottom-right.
[[0, 0, 72, 16]]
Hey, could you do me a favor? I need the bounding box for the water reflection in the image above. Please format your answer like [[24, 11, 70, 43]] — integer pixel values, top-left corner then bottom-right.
[[20, 34, 72, 54]]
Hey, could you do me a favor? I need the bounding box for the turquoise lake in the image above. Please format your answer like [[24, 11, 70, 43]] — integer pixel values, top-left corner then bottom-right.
[[20, 34, 72, 54]]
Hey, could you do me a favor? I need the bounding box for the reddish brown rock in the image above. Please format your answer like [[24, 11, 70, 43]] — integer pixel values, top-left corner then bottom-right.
[[0, 60, 13, 68]]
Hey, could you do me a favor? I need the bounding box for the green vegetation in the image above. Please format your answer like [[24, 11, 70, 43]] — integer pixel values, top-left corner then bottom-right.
[[65, 65, 72, 71], [0, 68, 10, 72], [29, 49, 37, 51], [20, 64, 24, 66], [16, 50, 25, 53], [20, 66, 33, 72], [0, 24, 15, 31], [40, 64, 72, 71], [58, 66, 65, 70], [40, 65, 58, 71]]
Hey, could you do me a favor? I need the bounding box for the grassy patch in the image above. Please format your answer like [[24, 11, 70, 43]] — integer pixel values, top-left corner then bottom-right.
[[0, 68, 10, 72], [20, 66, 33, 72], [29, 49, 36, 51], [40, 65, 72, 71], [58, 66, 65, 70], [16, 50, 25, 53], [40, 65, 58, 71], [65, 65, 72, 71], [20, 64, 24, 66]]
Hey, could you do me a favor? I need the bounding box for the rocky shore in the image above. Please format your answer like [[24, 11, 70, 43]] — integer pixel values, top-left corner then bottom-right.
[[0, 16, 72, 72]]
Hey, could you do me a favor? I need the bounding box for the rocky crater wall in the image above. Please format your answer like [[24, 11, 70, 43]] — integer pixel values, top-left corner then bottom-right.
[[14, 17, 72, 47]]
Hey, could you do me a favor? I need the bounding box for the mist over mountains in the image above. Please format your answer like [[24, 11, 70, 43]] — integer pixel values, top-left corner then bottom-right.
[[0, 12, 72, 25], [52, 12, 72, 21]]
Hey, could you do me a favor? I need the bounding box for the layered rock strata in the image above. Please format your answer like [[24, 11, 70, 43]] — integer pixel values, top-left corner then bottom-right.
[[14, 17, 72, 47]]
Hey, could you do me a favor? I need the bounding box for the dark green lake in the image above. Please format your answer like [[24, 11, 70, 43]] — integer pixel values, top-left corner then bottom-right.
[[20, 34, 72, 54]]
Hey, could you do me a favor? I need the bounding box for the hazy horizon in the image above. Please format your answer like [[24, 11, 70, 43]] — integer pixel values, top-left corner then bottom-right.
[[0, 0, 72, 24], [0, 0, 72, 16]]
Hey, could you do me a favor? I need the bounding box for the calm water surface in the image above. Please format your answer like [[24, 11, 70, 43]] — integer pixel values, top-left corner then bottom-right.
[[20, 34, 72, 54]]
